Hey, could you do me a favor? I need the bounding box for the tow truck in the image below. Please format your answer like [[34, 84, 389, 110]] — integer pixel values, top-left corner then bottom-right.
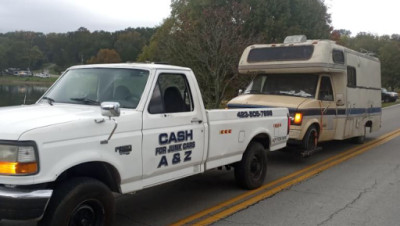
[[0, 63, 289, 225]]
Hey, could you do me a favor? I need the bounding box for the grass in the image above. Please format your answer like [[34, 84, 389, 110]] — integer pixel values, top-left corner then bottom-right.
[[382, 100, 399, 108]]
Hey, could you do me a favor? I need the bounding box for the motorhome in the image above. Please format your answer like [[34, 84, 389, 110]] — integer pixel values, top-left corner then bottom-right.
[[228, 35, 381, 155]]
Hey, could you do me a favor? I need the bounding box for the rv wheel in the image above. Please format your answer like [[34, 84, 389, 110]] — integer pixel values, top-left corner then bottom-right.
[[302, 125, 318, 151], [352, 126, 366, 144]]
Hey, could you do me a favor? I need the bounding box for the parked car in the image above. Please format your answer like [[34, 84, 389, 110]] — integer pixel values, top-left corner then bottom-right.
[[381, 88, 398, 102], [34, 72, 50, 78]]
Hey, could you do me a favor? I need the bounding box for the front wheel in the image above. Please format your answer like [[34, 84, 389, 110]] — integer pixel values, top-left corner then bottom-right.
[[302, 125, 318, 151], [40, 177, 115, 226], [234, 142, 267, 190]]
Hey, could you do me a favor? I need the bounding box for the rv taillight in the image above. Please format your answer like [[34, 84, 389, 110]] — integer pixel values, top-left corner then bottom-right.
[[287, 114, 291, 134]]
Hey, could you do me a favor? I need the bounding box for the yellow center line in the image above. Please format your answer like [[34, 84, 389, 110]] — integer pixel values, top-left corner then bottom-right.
[[196, 129, 400, 225], [172, 129, 400, 226]]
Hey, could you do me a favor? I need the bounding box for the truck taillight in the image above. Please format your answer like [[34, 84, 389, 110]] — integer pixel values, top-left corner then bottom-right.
[[287, 114, 291, 135]]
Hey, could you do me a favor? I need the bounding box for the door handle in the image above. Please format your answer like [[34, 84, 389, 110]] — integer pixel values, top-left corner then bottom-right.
[[191, 118, 203, 124]]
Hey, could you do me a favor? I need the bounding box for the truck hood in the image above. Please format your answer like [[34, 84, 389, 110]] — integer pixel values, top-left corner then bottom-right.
[[0, 103, 101, 140], [227, 94, 313, 110]]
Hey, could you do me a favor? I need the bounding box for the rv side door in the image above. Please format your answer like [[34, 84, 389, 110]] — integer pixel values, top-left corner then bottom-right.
[[317, 76, 337, 140]]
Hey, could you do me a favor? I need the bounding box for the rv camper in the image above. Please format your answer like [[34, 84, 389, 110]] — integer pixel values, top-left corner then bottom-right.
[[228, 35, 381, 155]]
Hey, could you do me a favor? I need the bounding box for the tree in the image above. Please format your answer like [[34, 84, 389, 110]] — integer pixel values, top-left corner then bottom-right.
[[114, 30, 145, 62], [141, 0, 262, 108], [139, 0, 332, 108], [86, 49, 122, 64], [28, 46, 44, 69], [379, 41, 400, 90], [330, 29, 352, 46]]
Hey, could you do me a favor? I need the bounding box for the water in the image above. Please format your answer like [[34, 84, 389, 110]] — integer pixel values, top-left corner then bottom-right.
[[0, 84, 49, 107]]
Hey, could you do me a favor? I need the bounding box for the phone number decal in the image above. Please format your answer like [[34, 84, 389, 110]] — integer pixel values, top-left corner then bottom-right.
[[237, 110, 273, 118]]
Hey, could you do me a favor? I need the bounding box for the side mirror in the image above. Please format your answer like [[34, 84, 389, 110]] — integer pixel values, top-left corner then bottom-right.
[[336, 93, 345, 106], [101, 102, 120, 118]]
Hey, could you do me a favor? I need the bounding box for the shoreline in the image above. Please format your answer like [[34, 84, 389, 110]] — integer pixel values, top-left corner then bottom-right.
[[0, 76, 57, 86]]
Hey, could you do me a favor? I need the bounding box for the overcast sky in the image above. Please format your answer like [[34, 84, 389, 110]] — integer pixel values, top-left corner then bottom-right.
[[0, 0, 398, 36]]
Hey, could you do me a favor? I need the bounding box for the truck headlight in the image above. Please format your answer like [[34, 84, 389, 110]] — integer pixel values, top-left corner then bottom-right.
[[290, 112, 303, 126], [0, 141, 38, 175]]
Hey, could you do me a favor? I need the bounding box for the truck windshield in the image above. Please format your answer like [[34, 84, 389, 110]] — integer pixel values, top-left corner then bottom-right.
[[244, 74, 318, 98], [42, 68, 149, 109]]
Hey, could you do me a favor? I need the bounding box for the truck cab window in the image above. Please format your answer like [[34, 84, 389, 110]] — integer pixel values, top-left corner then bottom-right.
[[148, 73, 194, 114], [318, 76, 334, 101]]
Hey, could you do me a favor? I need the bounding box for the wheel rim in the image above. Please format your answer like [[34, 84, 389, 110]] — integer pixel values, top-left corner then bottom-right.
[[70, 200, 104, 226], [250, 154, 263, 180], [307, 129, 317, 150]]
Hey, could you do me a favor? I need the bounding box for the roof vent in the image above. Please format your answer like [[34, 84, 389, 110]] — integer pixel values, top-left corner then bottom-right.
[[284, 35, 307, 44]]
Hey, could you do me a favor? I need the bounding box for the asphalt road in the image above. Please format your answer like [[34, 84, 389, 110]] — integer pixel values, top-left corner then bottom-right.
[[216, 136, 400, 226], [117, 104, 400, 226], [1, 104, 399, 226], [216, 105, 400, 226]]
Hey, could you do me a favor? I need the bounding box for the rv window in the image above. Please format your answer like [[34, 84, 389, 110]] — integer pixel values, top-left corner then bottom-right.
[[347, 66, 357, 88], [247, 46, 314, 62], [332, 50, 345, 64], [318, 77, 334, 101], [244, 74, 318, 98]]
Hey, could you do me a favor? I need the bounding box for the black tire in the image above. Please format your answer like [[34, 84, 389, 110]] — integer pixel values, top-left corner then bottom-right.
[[40, 177, 115, 226], [302, 125, 318, 151], [234, 142, 267, 190], [384, 97, 390, 103], [352, 126, 366, 144]]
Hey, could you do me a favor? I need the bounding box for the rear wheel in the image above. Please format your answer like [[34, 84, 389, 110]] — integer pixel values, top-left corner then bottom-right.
[[40, 177, 115, 226], [235, 142, 267, 190], [352, 126, 366, 144], [302, 125, 318, 151]]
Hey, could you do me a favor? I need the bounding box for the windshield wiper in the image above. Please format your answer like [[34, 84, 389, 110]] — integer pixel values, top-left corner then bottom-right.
[[70, 97, 100, 105], [42, 96, 55, 106]]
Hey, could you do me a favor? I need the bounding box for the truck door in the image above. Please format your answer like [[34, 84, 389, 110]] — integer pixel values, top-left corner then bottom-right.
[[317, 76, 337, 140], [142, 71, 205, 187]]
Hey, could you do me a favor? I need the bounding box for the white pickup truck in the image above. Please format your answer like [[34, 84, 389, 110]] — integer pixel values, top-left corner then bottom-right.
[[0, 63, 289, 225]]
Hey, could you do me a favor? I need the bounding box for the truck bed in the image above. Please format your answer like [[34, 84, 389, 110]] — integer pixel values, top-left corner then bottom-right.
[[205, 108, 288, 169]]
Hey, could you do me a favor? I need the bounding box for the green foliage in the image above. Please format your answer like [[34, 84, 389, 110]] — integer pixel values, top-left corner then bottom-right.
[[140, 0, 332, 108], [379, 41, 400, 90], [114, 29, 146, 62], [87, 49, 122, 64], [0, 27, 156, 73]]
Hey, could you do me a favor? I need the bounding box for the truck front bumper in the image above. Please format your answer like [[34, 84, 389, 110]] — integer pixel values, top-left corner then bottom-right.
[[0, 186, 52, 220]]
